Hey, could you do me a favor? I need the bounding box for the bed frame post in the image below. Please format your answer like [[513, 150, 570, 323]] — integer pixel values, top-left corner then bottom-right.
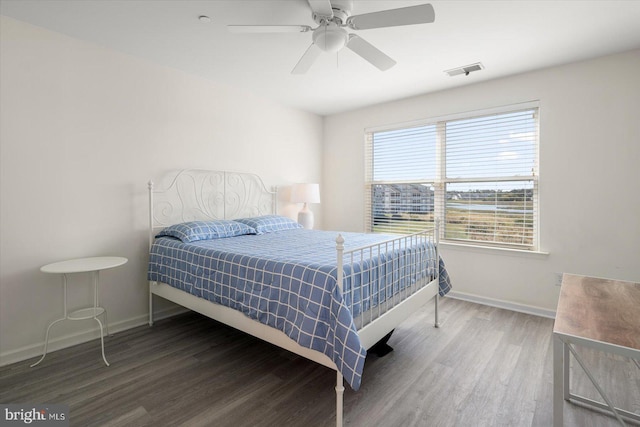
[[335, 234, 345, 427], [434, 292, 440, 328], [434, 219, 440, 328], [148, 180, 155, 250], [272, 185, 278, 215], [336, 371, 344, 427], [335, 234, 345, 292], [148, 180, 155, 327]]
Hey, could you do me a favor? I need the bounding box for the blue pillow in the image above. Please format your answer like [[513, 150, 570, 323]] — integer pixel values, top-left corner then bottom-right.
[[234, 215, 302, 235], [156, 220, 256, 243]]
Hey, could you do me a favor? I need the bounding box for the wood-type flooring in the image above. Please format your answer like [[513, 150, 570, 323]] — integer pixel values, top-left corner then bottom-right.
[[2, 297, 639, 426]]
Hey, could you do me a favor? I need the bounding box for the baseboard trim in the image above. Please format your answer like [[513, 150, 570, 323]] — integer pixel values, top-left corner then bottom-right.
[[2, 294, 554, 367], [0, 306, 187, 367], [446, 291, 556, 319]]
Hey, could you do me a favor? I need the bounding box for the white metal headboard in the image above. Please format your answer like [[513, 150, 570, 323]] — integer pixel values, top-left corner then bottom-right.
[[148, 170, 277, 247]]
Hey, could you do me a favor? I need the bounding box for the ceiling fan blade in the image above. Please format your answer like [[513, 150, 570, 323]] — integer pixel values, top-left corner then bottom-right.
[[347, 4, 435, 30], [307, 0, 334, 18], [292, 43, 322, 74], [228, 25, 311, 34], [346, 35, 396, 71]]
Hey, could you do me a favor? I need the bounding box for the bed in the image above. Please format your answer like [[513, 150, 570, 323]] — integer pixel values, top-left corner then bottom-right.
[[146, 170, 451, 426]]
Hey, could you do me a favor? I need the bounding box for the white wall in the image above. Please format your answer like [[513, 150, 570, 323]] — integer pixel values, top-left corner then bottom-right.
[[323, 49, 640, 314], [0, 16, 323, 365], [2, 14, 638, 366]]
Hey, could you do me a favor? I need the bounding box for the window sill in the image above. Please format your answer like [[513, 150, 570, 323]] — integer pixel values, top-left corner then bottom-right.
[[439, 241, 549, 258]]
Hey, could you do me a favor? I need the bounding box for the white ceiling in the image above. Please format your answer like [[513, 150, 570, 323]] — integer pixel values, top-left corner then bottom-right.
[[2, 0, 640, 116]]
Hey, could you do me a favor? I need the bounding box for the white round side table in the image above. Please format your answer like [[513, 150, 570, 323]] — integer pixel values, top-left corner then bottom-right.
[[31, 256, 127, 367]]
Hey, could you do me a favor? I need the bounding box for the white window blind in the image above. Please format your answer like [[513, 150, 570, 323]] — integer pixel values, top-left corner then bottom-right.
[[365, 104, 539, 249], [365, 124, 437, 234]]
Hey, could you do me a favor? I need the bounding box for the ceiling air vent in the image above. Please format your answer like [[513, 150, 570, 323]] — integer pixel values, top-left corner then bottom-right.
[[444, 62, 484, 77]]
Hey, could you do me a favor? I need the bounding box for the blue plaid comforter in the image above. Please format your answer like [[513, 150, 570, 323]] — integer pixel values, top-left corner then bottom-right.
[[148, 228, 451, 390]]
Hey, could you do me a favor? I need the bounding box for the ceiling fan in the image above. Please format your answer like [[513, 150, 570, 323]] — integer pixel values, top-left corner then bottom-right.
[[228, 0, 435, 74]]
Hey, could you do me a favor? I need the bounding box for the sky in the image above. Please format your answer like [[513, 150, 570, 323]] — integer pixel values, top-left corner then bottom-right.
[[372, 109, 537, 192]]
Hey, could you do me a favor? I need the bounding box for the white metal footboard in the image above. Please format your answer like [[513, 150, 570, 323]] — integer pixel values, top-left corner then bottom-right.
[[337, 225, 440, 346], [332, 225, 441, 427]]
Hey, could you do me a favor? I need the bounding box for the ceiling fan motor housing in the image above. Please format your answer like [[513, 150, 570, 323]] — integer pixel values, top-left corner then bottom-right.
[[329, 0, 352, 24], [311, 0, 353, 24]]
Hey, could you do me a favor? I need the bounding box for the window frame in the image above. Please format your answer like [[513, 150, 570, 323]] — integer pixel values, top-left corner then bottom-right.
[[365, 101, 540, 251]]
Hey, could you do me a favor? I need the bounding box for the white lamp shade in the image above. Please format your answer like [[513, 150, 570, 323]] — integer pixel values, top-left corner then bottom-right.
[[291, 183, 320, 204]]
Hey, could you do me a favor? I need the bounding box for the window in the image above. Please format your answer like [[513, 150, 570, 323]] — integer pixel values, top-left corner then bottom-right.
[[365, 102, 539, 250]]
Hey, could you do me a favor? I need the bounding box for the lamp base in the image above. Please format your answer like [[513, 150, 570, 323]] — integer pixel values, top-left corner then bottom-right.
[[297, 208, 315, 230]]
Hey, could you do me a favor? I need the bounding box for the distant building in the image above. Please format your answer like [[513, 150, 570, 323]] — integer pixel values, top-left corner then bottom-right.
[[372, 184, 434, 219]]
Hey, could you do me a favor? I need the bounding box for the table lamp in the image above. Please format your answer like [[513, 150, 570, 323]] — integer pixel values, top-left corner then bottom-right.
[[291, 183, 320, 229]]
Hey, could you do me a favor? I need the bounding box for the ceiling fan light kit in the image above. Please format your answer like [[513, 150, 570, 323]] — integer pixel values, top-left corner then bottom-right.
[[313, 23, 348, 52], [228, 0, 435, 74]]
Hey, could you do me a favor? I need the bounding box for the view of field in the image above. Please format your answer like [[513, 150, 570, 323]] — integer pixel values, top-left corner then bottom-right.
[[372, 190, 534, 247]]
